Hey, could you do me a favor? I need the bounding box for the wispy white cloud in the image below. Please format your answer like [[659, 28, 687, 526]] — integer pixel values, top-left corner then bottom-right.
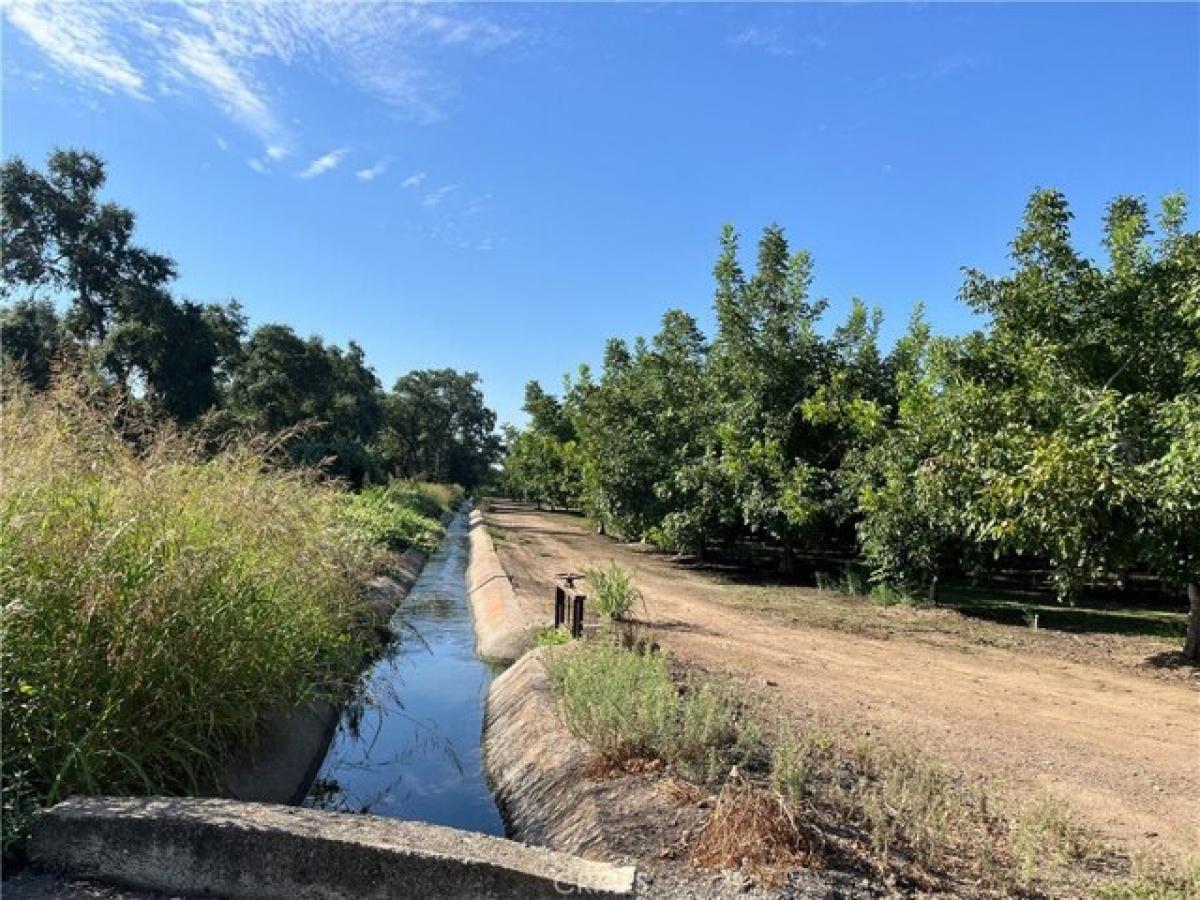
[[355, 160, 388, 182], [215, 135, 229, 152], [171, 31, 281, 145], [3, 1, 146, 97], [422, 184, 459, 209], [3, 1, 525, 142], [265, 144, 288, 161], [729, 26, 826, 59], [300, 148, 349, 179], [401, 171, 428, 190], [464, 193, 493, 216], [876, 52, 978, 89], [247, 157, 268, 174]]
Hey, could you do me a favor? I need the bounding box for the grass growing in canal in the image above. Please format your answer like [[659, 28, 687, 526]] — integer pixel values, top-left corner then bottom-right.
[[0, 381, 453, 855]]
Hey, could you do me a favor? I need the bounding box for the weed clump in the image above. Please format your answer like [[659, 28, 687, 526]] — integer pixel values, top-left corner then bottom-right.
[[545, 640, 752, 783], [691, 770, 815, 885], [533, 626, 570, 647], [338, 484, 449, 553], [584, 562, 644, 621]]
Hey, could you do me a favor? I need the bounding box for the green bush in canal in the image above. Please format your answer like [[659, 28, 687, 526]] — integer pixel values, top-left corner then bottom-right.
[[0, 380, 418, 855], [337, 481, 459, 554]]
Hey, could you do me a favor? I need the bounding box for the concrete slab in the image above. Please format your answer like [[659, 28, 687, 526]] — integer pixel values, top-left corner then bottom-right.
[[30, 797, 637, 899]]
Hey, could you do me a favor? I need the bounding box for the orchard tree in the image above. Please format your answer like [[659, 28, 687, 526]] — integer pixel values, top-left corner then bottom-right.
[[710, 224, 833, 571], [858, 190, 1200, 657], [501, 380, 581, 506]]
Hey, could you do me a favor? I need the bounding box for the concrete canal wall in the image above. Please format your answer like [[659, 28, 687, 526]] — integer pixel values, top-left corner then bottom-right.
[[466, 509, 531, 663]]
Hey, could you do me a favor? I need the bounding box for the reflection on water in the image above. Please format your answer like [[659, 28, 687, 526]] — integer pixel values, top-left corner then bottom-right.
[[305, 511, 506, 835]]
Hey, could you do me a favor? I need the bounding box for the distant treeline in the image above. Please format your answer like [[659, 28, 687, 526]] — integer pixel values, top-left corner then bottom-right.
[[504, 192, 1199, 658], [1, 149, 500, 488]]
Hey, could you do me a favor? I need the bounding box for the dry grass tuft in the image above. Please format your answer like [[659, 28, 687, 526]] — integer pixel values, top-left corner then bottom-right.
[[661, 775, 707, 807], [690, 769, 818, 886]]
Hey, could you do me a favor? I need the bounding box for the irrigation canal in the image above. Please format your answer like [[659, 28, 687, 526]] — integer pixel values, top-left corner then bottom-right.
[[304, 510, 506, 835]]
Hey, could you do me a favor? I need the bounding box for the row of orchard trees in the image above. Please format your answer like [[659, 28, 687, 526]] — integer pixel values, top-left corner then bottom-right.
[[2, 150, 500, 488], [505, 190, 1200, 659]]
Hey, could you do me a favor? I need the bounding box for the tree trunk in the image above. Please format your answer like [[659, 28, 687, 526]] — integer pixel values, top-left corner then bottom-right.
[[779, 542, 795, 575], [1184, 582, 1200, 662]]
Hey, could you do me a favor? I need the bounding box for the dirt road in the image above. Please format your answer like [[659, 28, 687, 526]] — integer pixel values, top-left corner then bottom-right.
[[485, 504, 1198, 856]]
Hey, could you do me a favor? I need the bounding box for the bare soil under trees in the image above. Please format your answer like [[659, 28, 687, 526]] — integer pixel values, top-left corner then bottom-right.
[[483, 502, 1198, 858]]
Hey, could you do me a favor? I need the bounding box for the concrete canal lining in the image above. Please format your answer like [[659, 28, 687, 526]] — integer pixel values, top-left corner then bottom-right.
[[30, 797, 636, 899], [466, 509, 530, 662]]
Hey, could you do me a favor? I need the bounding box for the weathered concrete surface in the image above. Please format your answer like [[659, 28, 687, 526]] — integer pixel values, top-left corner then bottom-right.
[[29, 797, 636, 900], [221, 546, 429, 805], [484, 651, 671, 863], [466, 509, 529, 662]]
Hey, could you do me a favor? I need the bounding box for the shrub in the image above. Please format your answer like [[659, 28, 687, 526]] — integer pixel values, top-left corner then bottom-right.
[[381, 480, 463, 520], [0, 381, 386, 855], [546, 640, 749, 782], [338, 486, 445, 553], [585, 562, 643, 621], [533, 626, 570, 647]]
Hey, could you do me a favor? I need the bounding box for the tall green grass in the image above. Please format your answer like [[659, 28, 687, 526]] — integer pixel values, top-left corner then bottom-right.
[[0, 381, 443, 854]]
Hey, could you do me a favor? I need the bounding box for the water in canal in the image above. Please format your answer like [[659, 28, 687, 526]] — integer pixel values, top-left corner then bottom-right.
[[305, 510, 506, 835]]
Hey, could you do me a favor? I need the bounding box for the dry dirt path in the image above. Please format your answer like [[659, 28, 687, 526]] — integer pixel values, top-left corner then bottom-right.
[[484, 504, 1199, 858]]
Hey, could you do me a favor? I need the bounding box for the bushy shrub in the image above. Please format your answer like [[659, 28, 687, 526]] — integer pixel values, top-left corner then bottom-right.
[[0, 381, 386, 855], [546, 640, 748, 782], [585, 562, 643, 621], [380, 481, 463, 520], [337, 486, 445, 553]]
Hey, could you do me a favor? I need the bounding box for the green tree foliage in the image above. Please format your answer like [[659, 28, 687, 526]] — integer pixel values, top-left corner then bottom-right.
[[0, 299, 62, 390], [1, 150, 175, 342], [503, 194, 1200, 657], [1, 150, 241, 422], [225, 326, 384, 484], [2, 149, 501, 489], [501, 381, 582, 507], [378, 368, 501, 487]]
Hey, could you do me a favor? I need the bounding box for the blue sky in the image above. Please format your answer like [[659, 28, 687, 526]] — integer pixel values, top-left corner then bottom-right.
[[3, 2, 1197, 425]]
